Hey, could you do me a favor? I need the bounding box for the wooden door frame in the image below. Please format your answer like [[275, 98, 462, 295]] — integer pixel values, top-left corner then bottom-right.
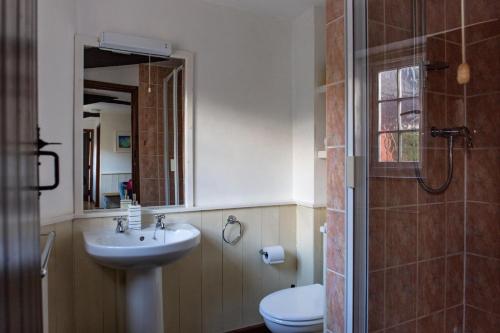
[[95, 125, 101, 207], [82, 129, 94, 203], [84, 79, 140, 203]]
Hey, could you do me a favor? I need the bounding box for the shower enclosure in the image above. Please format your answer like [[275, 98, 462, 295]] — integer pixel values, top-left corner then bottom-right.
[[349, 0, 500, 331], [163, 65, 184, 206]]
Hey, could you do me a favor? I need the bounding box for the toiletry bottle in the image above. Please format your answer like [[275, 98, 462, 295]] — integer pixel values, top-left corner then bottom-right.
[[128, 194, 142, 230]]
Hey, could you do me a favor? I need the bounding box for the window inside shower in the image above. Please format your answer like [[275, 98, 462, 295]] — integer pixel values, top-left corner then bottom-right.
[[376, 65, 420, 163]]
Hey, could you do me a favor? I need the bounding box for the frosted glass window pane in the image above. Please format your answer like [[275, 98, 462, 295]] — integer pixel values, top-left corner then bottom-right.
[[399, 98, 421, 130], [399, 66, 420, 97], [379, 102, 398, 131], [400, 132, 420, 162], [378, 133, 398, 162], [378, 70, 398, 100]]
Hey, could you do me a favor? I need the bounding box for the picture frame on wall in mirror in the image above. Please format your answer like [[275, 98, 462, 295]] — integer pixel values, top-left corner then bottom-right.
[[114, 131, 131, 153]]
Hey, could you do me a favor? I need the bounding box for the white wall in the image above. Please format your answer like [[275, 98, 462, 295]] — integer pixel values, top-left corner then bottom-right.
[[291, 6, 326, 206], [84, 64, 139, 86], [313, 6, 326, 205], [99, 110, 132, 174], [38, 0, 76, 221], [292, 8, 315, 204], [38, 0, 294, 222], [291, 7, 326, 289]]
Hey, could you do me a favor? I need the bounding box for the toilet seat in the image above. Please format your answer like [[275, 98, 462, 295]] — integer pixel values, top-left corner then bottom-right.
[[262, 316, 323, 327], [259, 284, 324, 326]]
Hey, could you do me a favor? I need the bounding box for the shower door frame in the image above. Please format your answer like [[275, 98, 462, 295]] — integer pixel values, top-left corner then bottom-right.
[[345, 0, 369, 332]]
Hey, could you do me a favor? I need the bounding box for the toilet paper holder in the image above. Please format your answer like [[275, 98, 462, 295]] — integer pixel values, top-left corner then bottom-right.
[[259, 245, 285, 264], [222, 215, 243, 245]]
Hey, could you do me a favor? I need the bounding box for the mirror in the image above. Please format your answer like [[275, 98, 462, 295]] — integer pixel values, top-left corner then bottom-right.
[[81, 46, 186, 210]]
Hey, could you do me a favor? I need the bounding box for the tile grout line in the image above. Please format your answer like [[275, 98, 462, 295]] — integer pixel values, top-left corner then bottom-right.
[[462, 74, 468, 333], [326, 14, 344, 27], [466, 32, 500, 47], [369, 253, 464, 273], [324, 80, 345, 89], [415, 170, 420, 328], [326, 268, 345, 279]]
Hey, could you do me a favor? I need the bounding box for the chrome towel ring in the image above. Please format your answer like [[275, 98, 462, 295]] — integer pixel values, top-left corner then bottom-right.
[[222, 215, 243, 245]]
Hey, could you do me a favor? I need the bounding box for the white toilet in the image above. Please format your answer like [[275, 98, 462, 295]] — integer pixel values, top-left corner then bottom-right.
[[259, 283, 324, 333]]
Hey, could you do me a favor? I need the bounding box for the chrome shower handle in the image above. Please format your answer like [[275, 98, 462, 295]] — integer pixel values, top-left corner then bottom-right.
[[430, 126, 473, 148]]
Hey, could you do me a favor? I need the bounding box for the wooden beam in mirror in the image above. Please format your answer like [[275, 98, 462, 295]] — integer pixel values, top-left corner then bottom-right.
[[85, 47, 166, 68]]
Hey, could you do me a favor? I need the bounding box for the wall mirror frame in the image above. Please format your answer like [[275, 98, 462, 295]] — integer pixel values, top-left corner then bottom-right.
[[73, 34, 194, 216]]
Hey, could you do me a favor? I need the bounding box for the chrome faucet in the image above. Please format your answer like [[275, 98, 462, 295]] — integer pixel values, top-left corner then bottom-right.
[[153, 214, 166, 240], [154, 214, 166, 229], [114, 216, 127, 233]]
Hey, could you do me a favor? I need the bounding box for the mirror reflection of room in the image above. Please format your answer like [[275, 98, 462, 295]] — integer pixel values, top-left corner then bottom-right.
[[82, 47, 185, 210]]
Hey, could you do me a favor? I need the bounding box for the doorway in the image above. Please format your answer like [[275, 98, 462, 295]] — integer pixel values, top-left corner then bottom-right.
[[83, 79, 139, 208], [83, 129, 95, 208]]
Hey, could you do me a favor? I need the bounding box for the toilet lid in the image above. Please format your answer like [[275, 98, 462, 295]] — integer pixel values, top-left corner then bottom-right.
[[259, 284, 324, 322]]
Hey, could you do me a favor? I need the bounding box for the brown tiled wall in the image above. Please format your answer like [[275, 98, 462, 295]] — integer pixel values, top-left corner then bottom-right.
[[138, 64, 163, 206], [138, 64, 184, 206], [463, 1, 500, 331], [325, 0, 346, 332], [367, 0, 500, 332], [366, 0, 470, 332]]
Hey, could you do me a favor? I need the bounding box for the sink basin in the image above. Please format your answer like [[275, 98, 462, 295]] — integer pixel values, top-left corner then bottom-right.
[[83, 223, 201, 270], [83, 222, 201, 333]]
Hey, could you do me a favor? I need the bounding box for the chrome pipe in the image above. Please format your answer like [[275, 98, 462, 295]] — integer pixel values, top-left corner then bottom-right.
[[173, 68, 180, 206], [41, 231, 56, 278], [163, 75, 171, 205], [415, 136, 454, 194]]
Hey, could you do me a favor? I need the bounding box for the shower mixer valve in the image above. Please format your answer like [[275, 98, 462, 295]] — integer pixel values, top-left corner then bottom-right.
[[430, 126, 473, 148]]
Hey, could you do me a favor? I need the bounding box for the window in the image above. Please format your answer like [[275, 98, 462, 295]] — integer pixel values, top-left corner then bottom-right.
[[377, 65, 420, 163]]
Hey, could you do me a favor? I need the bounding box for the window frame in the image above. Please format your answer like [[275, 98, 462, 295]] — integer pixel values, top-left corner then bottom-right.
[[369, 57, 424, 178]]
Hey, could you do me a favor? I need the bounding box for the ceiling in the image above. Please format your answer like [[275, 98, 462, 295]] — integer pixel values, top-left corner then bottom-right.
[[202, 0, 324, 20], [83, 102, 131, 114], [83, 88, 131, 115]]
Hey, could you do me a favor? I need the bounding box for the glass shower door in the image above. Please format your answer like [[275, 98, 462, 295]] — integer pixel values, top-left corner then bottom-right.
[[349, 0, 489, 332]]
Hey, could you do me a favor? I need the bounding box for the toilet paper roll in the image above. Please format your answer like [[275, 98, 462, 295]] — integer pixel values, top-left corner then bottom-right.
[[261, 245, 285, 264]]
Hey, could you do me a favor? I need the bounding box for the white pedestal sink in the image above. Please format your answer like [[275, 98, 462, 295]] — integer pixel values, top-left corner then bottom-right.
[[83, 223, 201, 333]]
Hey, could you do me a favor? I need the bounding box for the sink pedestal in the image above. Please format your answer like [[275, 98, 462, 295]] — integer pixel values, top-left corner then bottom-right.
[[126, 268, 164, 333], [83, 224, 201, 333]]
